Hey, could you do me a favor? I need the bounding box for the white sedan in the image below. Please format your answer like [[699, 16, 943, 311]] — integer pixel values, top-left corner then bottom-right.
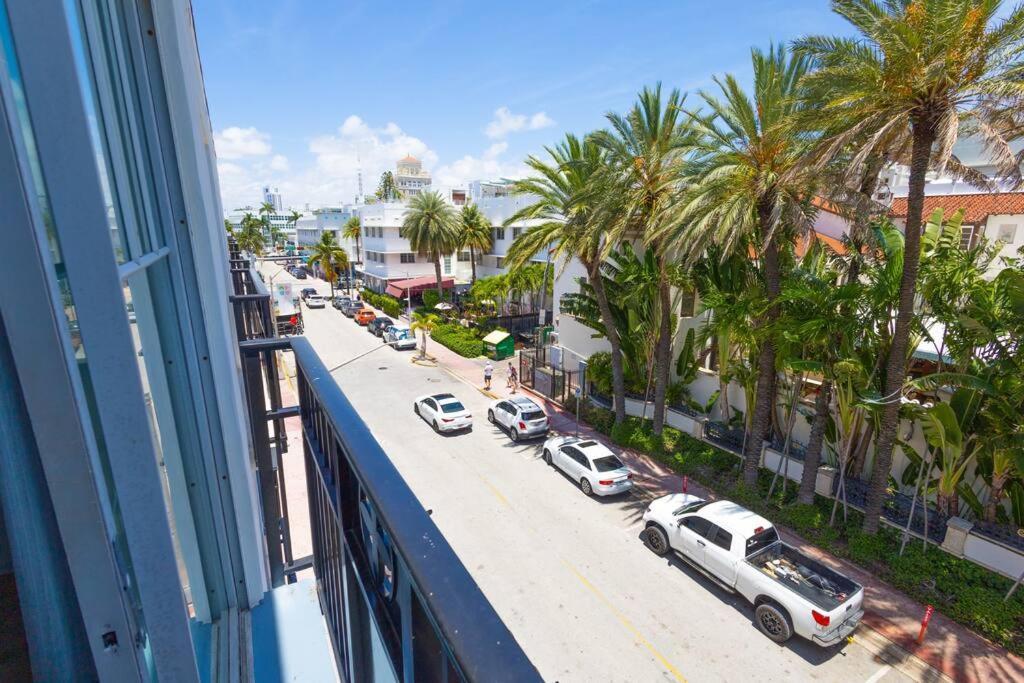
[[305, 294, 326, 309], [413, 393, 473, 433], [541, 435, 634, 496]]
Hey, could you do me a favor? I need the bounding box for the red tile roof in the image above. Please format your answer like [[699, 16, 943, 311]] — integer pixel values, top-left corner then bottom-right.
[[890, 192, 1024, 224]]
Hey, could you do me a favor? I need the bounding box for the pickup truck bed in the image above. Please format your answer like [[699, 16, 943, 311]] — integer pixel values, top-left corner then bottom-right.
[[747, 542, 860, 612]]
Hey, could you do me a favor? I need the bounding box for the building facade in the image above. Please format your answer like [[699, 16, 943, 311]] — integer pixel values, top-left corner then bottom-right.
[[395, 154, 432, 196]]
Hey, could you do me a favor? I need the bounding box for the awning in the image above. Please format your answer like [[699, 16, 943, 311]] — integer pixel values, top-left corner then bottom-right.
[[385, 276, 454, 298]]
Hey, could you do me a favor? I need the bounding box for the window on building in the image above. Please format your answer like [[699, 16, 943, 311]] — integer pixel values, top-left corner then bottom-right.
[[495, 257, 505, 269], [512, 227, 522, 239], [457, 251, 470, 262], [997, 224, 1019, 244], [400, 253, 415, 264], [493, 227, 505, 241], [679, 288, 697, 318], [443, 256, 452, 273], [960, 224, 977, 250]]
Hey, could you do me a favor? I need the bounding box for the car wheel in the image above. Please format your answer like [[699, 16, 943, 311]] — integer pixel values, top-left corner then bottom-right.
[[413, 403, 420, 415], [755, 603, 793, 644], [580, 478, 593, 496], [487, 410, 495, 424], [645, 524, 670, 556], [543, 449, 552, 465], [510, 428, 519, 442], [432, 420, 440, 433]]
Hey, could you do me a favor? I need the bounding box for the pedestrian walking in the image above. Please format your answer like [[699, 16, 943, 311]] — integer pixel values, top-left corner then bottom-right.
[[483, 360, 493, 390], [508, 362, 518, 393]]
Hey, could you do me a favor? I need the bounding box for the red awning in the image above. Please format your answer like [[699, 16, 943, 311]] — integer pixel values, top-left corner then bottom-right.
[[385, 276, 454, 298]]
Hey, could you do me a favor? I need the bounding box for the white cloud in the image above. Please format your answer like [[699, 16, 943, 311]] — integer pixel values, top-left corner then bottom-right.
[[269, 154, 290, 172], [213, 126, 272, 159], [484, 141, 508, 158], [484, 106, 555, 139], [433, 143, 530, 188]]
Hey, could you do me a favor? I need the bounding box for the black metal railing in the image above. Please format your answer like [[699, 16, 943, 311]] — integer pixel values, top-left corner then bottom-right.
[[769, 436, 808, 462], [704, 420, 745, 454], [229, 261, 275, 341], [292, 338, 540, 682], [519, 347, 583, 405], [833, 477, 949, 544], [971, 519, 1024, 551]]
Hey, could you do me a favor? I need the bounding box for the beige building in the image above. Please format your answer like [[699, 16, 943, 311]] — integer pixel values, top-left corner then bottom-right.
[[395, 154, 432, 196]]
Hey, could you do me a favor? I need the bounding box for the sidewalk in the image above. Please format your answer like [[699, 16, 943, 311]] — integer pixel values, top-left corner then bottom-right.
[[425, 339, 1024, 683]]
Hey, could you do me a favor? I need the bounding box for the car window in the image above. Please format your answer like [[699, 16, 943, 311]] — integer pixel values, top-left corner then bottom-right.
[[440, 402, 465, 413], [521, 410, 544, 421], [672, 500, 711, 516], [591, 455, 625, 472], [681, 516, 713, 538], [423, 399, 437, 410], [745, 527, 779, 557], [561, 446, 580, 463], [709, 526, 733, 551], [497, 401, 511, 412]]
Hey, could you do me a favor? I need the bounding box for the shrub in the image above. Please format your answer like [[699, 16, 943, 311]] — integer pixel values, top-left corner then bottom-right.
[[361, 289, 403, 318], [587, 352, 613, 395], [431, 323, 483, 358], [422, 289, 450, 309]]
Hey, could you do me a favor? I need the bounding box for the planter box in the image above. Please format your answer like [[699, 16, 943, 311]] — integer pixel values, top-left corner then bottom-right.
[[623, 396, 654, 418], [814, 466, 837, 498], [760, 446, 804, 484], [666, 407, 707, 438]]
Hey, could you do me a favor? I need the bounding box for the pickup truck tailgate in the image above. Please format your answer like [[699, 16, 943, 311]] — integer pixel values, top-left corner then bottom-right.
[[813, 589, 864, 645]]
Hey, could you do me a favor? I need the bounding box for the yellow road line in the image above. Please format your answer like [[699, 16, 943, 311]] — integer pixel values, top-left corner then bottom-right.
[[562, 560, 688, 683], [481, 476, 511, 507]]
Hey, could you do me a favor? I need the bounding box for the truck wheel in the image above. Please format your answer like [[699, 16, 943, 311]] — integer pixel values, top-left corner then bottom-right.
[[644, 525, 670, 556], [754, 603, 793, 644]]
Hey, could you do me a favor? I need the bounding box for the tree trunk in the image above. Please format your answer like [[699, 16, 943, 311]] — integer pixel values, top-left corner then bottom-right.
[[743, 225, 782, 488], [589, 260, 627, 425], [863, 119, 936, 534], [470, 245, 477, 283], [434, 256, 444, 300], [985, 474, 1008, 523], [798, 379, 831, 505], [652, 270, 672, 436]]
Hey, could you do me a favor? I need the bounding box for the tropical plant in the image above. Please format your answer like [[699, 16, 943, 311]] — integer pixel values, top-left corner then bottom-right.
[[236, 217, 266, 256], [795, 0, 1024, 534], [592, 84, 697, 437], [224, 219, 234, 234], [410, 311, 440, 358], [459, 203, 492, 283], [403, 191, 459, 298], [376, 171, 400, 202], [671, 45, 818, 486], [505, 133, 629, 425], [343, 215, 362, 287], [306, 231, 349, 299]]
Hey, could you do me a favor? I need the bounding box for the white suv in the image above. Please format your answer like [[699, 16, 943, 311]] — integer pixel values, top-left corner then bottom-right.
[[305, 294, 326, 309], [487, 396, 548, 441]]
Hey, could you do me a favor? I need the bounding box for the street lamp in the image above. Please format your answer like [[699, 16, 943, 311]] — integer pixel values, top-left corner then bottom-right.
[[405, 270, 412, 319]]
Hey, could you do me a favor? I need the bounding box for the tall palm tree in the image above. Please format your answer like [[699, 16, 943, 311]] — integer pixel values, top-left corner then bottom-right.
[[459, 203, 492, 283], [288, 209, 303, 244], [403, 191, 458, 299], [259, 200, 275, 236], [237, 219, 266, 256], [667, 46, 817, 485], [504, 133, 629, 425], [591, 84, 697, 436], [795, 0, 1024, 533], [343, 215, 362, 291], [306, 231, 349, 299]]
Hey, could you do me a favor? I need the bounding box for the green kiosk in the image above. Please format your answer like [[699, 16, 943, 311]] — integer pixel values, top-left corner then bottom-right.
[[482, 330, 514, 360]]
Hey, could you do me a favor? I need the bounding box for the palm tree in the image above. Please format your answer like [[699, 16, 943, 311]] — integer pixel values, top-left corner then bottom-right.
[[224, 219, 234, 235], [259, 200, 275, 238], [459, 203, 492, 283], [669, 46, 817, 486], [504, 133, 629, 425], [795, 0, 1024, 533], [591, 85, 697, 436], [237, 219, 266, 256], [288, 209, 303, 248], [410, 311, 439, 358], [377, 171, 400, 202], [343, 215, 362, 291], [306, 231, 349, 299], [403, 191, 458, 299]]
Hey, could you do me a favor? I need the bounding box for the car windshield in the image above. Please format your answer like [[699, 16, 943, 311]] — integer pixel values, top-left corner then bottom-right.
[[592, 455, 625, 472], [521, 410, 545, 421], [745, 527, 780, 558], [440, 402, 465, 413], [394, 329, 411, 339], [672, 500, 711, 516]]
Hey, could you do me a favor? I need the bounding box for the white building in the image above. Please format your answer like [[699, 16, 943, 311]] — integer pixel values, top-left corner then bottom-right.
[[295, 206, 356, 247], [395, 155, 432, 197], [262, 185, 283, 212]]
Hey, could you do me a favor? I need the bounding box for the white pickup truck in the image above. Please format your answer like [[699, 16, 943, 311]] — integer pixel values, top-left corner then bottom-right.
[[642, 494, 864, 646]]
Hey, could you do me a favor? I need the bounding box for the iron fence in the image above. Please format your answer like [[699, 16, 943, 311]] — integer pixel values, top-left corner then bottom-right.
[[965, 519, 1024, 552], [519, 348, 583, 405], [833, 476, 949, 544], [703, 421, 745, 454]]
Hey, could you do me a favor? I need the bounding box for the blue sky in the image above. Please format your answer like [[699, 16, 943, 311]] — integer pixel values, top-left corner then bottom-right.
[[194, 1, 854, 210]]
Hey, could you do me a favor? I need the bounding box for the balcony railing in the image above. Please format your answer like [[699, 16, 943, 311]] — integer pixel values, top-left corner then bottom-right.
[[229, 251, 540, 681]]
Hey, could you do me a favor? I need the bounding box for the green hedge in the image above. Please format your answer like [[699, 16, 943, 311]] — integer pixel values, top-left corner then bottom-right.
[[568, 399, 1024, 655], [361, 289, 403, 318], [430, 323, 483, 358]]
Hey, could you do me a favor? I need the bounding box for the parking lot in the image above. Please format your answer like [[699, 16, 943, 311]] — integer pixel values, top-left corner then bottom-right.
[[271, 267, 926, 683]]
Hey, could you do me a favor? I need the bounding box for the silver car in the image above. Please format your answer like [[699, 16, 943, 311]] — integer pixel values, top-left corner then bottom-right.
[[487, 396, 548, 441]]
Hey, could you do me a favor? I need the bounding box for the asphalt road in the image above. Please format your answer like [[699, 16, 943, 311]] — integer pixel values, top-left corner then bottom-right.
[[272, 269, 923, 683]]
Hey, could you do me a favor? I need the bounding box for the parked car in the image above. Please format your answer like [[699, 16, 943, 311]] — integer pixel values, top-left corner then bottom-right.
[[355, 308, 376, 325], [293, 268, 307, 280], [369, 316, 394, 336], [487, 396, 549, 441], [305, 294, 326, 309], [384, 324, 417, 350], [642, 494, 864, 646], [413, 393, 472, 433], [300, 287, 318, 300], [541, 436, 633, 497], [341, 300, 365, 317], [332, 296, 351, 311]]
